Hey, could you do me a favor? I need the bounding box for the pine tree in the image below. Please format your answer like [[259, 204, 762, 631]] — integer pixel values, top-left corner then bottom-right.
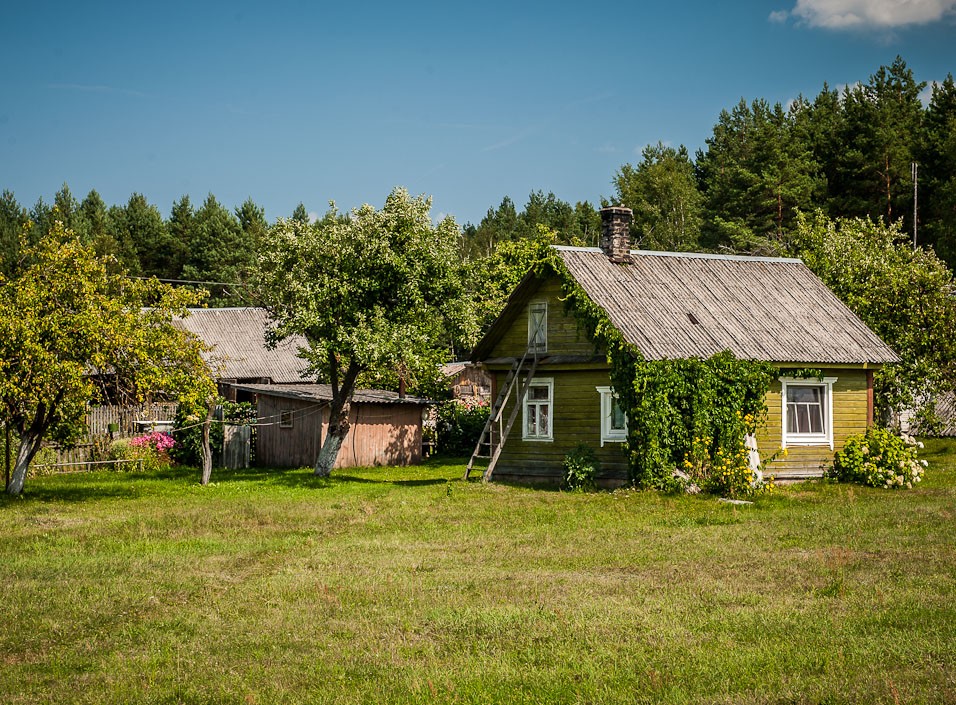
[[919, 74, 956, 265]]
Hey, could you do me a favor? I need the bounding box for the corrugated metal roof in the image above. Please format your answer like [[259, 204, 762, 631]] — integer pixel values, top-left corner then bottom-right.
[[233, 383, 432, 406], [174, 308, 311, 383], [556, 248, 899, 364]]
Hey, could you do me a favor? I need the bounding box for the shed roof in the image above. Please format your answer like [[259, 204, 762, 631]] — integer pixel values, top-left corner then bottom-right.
[[232, 383, 432, 406], [474, 247, 899, 365], [174, 308, 310, 383]]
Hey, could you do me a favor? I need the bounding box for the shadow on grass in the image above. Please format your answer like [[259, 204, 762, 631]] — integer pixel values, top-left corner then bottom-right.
[[0, 466, 456, 509]]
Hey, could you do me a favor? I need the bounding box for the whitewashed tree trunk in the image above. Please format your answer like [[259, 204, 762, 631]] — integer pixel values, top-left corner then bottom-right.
[[200, 404, 214, 485], [6, 432, 43, 496], [314, 397, 350, 477]]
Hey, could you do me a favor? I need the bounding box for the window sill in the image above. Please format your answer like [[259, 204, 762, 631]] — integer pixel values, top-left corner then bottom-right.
[[522, 436, 554, 442], [784, 436, 833, 449]]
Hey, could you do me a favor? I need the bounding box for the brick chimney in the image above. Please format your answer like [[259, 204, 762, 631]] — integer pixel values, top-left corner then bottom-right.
[[599, 206, 633, 263]]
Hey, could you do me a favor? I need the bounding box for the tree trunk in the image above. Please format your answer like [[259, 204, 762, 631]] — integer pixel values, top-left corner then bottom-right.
[[200, 403, 214, 485], [314, 396, 350, 477], [6, 431, 43, 496], [313, 358, 361, 478]]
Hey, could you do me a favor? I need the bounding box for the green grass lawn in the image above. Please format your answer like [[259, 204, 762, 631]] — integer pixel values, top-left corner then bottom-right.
[[2, 442, 955, 704]]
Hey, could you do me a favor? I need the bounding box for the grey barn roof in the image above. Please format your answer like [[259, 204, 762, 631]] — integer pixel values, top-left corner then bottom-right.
[[174, 308, 311, 383], [232, 383, 431, 406], [476, 247, 899, 365]]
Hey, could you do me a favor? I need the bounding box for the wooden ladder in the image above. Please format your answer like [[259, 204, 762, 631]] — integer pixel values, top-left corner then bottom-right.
[[464, 348, 538, 482]]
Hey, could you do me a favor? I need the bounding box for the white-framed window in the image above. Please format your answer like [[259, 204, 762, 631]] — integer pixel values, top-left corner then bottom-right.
[[596, 386, 627, 446], [528, 301, 547, 353], [780, 377, 836, 449], [522, 377, 553, 441], [279, 410, 295, 429]]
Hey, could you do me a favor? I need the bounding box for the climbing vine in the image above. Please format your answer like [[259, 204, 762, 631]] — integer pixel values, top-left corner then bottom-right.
[[540, 251, 777, 495]]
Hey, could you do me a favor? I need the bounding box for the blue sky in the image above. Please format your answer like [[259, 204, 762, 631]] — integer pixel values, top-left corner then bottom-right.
[[1, 0, 954, 226]]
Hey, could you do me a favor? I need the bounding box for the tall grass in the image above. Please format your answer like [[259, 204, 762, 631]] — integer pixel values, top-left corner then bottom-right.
[[1, 442, 954, 704]]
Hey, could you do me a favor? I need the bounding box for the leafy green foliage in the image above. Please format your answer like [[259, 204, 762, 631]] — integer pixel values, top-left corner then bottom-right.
[[461, 192, 600, 258], [0, 220, 216, 494], [434, 399, 490, 456], [253, 187, 475, 474], [172, 400, 255, 467], [562, 443, 599, 492], [468, 226, 556, 334], [828, 428, 925, 489], [696, 98, 820, 253]]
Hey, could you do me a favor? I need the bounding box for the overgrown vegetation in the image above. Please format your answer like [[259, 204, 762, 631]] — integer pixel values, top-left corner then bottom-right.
[[828, 428, 926, 489], [171, 399, 256, 467], [434, 399, 490, 456], [1, 450, 954, 703]]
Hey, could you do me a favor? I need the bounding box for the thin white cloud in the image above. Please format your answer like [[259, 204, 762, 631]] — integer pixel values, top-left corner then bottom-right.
[[481, 129, 533, 152], [48, 83, 148, 98], [780, 0, 956, 29]]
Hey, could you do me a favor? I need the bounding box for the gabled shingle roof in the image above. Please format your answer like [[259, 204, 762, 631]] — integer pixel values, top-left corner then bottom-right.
[[232, 383, 431, 406], [475, 247, 899, 365], [174, 308, 311, 383]]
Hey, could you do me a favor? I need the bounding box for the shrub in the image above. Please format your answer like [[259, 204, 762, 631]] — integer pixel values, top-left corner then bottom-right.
[[129, 431, 175, 455], [108, 437, 172, 473], [563, 444, 599, 492], [828, 428, 926, 489], [435, 399, 490, 456]]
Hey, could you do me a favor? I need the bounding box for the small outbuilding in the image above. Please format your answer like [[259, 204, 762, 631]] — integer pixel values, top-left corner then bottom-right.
[[233, 383, 431, 469], [441, 361, 492, 402]]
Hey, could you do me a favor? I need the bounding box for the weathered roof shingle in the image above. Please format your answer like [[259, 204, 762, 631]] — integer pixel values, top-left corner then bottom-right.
[[556, 248, 899, 364], [474, 247, 899, 365], [174, 308, 311, 383]]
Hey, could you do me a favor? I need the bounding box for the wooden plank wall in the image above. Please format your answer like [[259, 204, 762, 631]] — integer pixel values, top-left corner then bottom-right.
[[255, 396, 324, 468], [493, 367, 629, 486], [757, 369, 870, 479], [491, 278, 597, 358], [255, 395, 424, 469]]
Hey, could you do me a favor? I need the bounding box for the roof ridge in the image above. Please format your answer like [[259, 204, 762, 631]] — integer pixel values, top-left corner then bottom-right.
[[552, 245, 802, 264]]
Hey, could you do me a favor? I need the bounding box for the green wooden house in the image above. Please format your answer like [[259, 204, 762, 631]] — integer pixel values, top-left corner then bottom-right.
[[468, 207, 900, 485]]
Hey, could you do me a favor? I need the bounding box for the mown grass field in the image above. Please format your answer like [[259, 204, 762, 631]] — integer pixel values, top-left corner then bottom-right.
[[2, 440, 955, 704]]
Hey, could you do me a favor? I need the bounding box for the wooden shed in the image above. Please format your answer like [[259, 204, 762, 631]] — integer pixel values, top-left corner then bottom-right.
[[441, 361, 492, 402], [468, 206, 900, 485], [233, 383, 431, 469]]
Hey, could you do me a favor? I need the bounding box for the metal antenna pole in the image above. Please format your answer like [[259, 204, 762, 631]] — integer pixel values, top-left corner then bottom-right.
[[912, 162, 918, 250]]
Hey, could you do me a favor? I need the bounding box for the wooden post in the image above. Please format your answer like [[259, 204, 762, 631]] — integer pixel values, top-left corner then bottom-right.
[[200, 402, 214, 485]]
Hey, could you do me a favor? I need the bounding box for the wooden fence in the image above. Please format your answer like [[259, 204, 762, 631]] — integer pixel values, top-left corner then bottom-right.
[[39, 403, 253, 471], [47, 403, 179, 465]]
